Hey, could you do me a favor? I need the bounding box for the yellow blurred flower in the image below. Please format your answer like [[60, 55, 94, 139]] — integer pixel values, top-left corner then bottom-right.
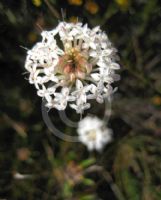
[[69, 16, 78, 23], [68, 0, 83, 6], [85, 1, 99, 14], [17, 148, 30, 161], [32, 0, 42, 7], [28, 32, 38, 43], [115, 0, 130, 11], [152, 96, 161, 106]]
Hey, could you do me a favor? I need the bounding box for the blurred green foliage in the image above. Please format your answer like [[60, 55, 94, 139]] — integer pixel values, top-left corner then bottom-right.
[[0, 0, 161, 199]]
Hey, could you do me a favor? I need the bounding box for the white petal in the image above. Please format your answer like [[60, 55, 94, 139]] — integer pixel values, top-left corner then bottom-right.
[[62, 87, 69, 96], [90, 42, 96, 50], [96, 95, 104, 104], [76, 79, 83, 90], [110, 63, 120, 69], [91, 73, 100, 81]]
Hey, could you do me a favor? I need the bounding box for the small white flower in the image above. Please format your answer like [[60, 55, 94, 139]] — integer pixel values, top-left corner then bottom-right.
[[70, 102, 91, 114], [88, 82, 104, 103], [77, 116, 113, 151], [37, 85, 52, 102], [54, 87, 73, 110], [25, 22, 120, 113]]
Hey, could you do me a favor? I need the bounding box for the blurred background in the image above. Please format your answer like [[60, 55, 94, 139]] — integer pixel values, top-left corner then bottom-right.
[[0, 0, 161, 199]]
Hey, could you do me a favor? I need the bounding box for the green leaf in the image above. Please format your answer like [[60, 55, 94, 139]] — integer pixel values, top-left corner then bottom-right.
[[83, 178, 95, 186], [80, 194, 96, 200], [80, 158, 96, 168]]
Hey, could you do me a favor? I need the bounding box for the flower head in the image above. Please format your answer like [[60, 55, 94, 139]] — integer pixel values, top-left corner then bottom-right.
[[25, 22, 120, 113], [85, 1, 99, 14], [68, 0, 83, 6], [77, 116, 112, 151]]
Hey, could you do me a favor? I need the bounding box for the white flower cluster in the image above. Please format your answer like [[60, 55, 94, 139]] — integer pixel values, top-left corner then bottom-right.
[[77, 116, 112, 151], [25, 22, 120, 113]]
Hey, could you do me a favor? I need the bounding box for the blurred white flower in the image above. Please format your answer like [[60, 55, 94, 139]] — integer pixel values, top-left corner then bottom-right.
[[77, 116, 113, 151], [25, 22, 120, 113]]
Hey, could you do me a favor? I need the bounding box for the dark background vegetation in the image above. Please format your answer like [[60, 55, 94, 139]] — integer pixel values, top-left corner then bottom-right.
[[0, 0, 161, 199]]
